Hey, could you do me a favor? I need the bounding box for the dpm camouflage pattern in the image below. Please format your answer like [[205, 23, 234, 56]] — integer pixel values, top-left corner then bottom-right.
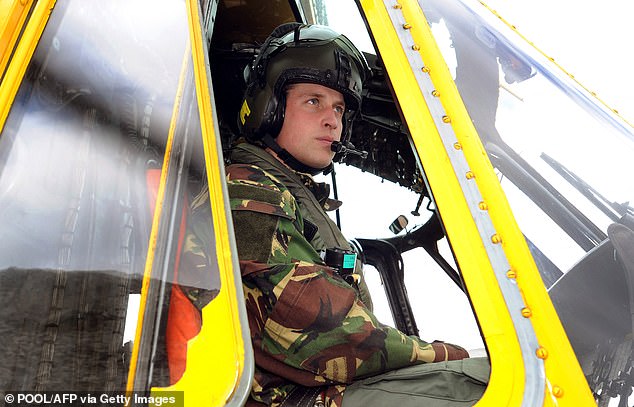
[[176, 185, 220, 309], [226, 163, 469, 407]]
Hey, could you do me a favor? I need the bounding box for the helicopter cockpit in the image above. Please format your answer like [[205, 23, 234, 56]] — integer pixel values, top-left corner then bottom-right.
[[0, 0, 632, 405]]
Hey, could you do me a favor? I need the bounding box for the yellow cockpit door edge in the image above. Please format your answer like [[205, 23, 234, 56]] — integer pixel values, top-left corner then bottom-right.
[[149, 0, 254, 405], [0, 0, 56, 132], [358, 0, 595, 406], [0, 0, 34, 76]]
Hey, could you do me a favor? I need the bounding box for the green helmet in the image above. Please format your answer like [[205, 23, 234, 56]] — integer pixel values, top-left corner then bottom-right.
[[238, 23, 369, 146]]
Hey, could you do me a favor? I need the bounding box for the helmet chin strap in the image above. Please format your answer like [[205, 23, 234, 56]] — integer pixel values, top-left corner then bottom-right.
[[262, 134, 333, 176]]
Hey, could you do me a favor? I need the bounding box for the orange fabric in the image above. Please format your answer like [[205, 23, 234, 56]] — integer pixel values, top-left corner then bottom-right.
[[145, 169, 202, 384], [166, 285, 202, 383]]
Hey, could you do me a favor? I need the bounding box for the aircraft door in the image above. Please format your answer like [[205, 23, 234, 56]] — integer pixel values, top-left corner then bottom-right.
[[0, 1, 251, 404]]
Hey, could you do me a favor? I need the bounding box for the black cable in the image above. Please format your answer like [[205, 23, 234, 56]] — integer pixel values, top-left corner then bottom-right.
[[331, 166, 341, 229]]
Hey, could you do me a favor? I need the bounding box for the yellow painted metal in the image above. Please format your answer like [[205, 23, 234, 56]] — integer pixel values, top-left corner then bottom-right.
[[0, 0, 33, 75], [359, 0, 595, 405], [151, 0, 248, 405], [397, 2, 596, 406], [359, 1, 523, 405], [0, 0, 55, 133]]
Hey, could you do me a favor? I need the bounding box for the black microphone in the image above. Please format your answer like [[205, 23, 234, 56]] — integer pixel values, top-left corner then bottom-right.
[[331, 141, 368, 159]]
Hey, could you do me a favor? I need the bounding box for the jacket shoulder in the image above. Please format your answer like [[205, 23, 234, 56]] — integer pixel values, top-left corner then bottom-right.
[[226, 163, 296, 220]]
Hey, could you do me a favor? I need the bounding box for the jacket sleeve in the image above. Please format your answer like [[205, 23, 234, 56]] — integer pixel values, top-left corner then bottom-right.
[[226, 164, 468, 385]]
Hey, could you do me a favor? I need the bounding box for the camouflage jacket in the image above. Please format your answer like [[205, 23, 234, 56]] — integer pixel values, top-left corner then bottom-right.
[[226, 144, 468, 407]]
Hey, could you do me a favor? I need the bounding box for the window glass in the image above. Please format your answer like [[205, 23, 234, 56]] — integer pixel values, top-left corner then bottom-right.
[[422, 0, 634, 403], [0, 0, 220, 392]]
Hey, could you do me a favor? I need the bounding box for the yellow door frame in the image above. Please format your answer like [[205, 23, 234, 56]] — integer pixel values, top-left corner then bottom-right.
[[0, 0, 56, 131], [358, 0, 595, 405], [145, 1, 253, 405]]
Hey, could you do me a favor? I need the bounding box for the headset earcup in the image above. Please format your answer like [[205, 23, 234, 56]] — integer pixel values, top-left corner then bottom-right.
[[256, 91, 284, 138], [270, 91, 285, 135]]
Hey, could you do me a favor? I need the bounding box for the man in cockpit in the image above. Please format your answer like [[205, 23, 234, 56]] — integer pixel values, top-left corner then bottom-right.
[[191, 23, 489, 407]]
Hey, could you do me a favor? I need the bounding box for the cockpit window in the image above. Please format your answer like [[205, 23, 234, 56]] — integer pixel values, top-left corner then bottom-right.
[[423, 0, 634, 403]]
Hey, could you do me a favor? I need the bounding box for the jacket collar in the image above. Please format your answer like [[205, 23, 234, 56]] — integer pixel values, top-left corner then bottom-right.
[[230, 142, 342, 212]]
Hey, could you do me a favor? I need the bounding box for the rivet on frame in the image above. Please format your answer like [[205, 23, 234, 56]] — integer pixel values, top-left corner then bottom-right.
[[465, 171, 475, 180], [422, 66, 431, 73], [432, 90, 440, 97], [403, 23, 412, 30], [552, 386, 564, 398], [536, 347, 549, 360], [521, 307, 533, 318], [491, 234, 502, 244], [442, 115, 451, 123], [453, 142, 462, 150], [393, 3, 402, 9], [478, 201, 488, 210], [412, 44, 421, 51], [506, 269, 517, 279]]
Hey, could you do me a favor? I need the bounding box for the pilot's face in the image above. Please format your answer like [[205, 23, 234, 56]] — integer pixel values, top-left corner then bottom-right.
[[275, 83, 345, 169]]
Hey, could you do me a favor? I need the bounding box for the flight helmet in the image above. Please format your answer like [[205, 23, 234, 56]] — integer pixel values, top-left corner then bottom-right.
[[238, 23, 369, 172]]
